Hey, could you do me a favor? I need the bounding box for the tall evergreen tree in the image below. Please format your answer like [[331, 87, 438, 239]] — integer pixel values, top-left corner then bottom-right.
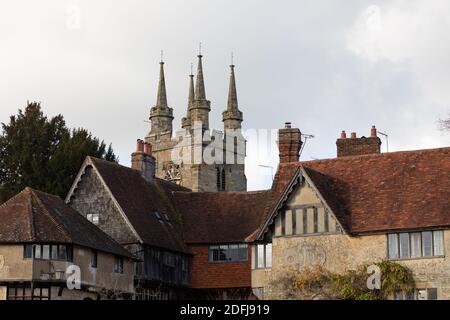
[[0, 102, 117, 204]]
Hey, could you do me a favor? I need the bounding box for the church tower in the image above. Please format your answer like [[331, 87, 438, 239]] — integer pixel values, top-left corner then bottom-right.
[[144, 52, 246, 192]]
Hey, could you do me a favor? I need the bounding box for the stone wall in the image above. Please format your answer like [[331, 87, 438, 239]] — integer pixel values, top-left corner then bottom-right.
[[68, 166, 139, 245]]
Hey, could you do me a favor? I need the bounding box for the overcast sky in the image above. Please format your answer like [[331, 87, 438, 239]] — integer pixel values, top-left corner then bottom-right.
[[1, 0, 449, 190]]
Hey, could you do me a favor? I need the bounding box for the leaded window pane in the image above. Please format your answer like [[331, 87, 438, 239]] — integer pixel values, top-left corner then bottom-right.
[[410, 233, 422, 258], [399, 233, 410, 259], [433, 231, 444, 256], [422, 231, 433, 257], [388, 234, 399, 259]]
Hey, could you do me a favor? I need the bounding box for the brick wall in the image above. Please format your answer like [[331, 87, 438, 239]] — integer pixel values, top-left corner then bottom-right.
[[189, 245, 251, 289]]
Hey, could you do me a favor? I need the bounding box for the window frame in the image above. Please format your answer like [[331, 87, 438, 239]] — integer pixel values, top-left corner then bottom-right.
[[387, 230, 445, 260], [254, 243, 272, 269], [86, 213, 100, 225], [23, 244, 73, 262], [208, 243, 248, 263]]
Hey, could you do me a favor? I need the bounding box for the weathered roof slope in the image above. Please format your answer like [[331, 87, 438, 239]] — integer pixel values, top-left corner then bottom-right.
[[0, 188, 132, 258], [174, 190, 271, 244], [89, 157, 190, 254]]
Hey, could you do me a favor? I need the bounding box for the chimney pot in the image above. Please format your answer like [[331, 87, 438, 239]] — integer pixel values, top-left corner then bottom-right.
[[132, 139, 155, 182], [143, 142, 152, 155], [136, 139, 144, 152], [340, 131, 347, 139], [285, 122, 292, 129], [351, 132, 357, 139], [371, 125, 377, 137]]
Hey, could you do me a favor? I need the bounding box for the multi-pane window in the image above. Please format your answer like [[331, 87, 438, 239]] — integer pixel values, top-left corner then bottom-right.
[[209, 244, 248, 263], [388, 231, 445, 260], [87, 213, 99, 225], [7, 285, 50, 300], [24, 244, 73, 261], [275, 206, 340, 237], [254, 243, 272, 269], [114, 256, 124, 273]]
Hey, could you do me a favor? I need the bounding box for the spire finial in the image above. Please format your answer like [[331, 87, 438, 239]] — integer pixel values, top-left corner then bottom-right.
[[199, 42, 202, 56], [190, 62, 193, 76], [231, 52, 234, 66], [160, 50, 164, 63]]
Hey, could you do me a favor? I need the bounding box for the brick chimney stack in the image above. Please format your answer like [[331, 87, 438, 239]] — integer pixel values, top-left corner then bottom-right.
[[336, 126, 382, 157], [277, 122, 303, 163], [131, 139, 156, 182]]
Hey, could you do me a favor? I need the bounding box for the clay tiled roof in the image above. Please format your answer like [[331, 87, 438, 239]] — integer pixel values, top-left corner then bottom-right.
[[173, 191, 271, 244], [89, 158, 191, 254], [0, 188, 132, 258], [259, 147, 450, 236]]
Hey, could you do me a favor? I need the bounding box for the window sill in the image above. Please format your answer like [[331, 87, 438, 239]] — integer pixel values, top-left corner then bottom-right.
[[208, 260, 248, 264], [389, 255, 445, 262]]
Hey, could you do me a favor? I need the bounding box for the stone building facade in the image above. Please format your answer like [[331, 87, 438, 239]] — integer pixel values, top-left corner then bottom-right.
[[144, 55, 246, 192], [249, 125, 450, 300]]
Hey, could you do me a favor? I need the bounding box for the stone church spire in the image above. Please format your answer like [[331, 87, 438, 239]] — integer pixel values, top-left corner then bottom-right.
[[181, 71, 194, 129], [190, 52, 211, 130], [222, 64, 243, 130], [156, 61, 168, 107], [195, 54, 206, 101], [149, 60, 174, 135]]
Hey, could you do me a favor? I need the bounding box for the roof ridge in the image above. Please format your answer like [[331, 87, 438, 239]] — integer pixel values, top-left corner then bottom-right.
[[299, 146, 450, 166], [174, 190, 270, 196]]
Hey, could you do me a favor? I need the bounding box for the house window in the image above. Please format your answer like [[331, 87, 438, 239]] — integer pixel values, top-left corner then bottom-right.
[[91, 250, 98, 268], [209, 244, 248, 263], [417, 288, 438, 300], [394, 290, 415, 300], [23, 244, 73, 261], [255, 243, 272, 269], [24, 244, 33, 258], [114, 256, 124, 273], [387, 231, 444, 260], [87, 213, 99, 225], [7, 285, 50, 300]]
